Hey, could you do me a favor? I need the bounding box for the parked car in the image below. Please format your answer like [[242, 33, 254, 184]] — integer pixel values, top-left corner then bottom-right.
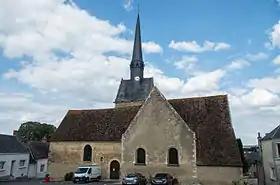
[[73, 165, 101, 183], [151, 173, 174, 185], [122, 173, 147, 185]]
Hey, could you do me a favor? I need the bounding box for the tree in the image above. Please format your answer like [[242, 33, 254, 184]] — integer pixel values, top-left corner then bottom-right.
[[236, 138, 249, 174], [17, 121, 56, 143]]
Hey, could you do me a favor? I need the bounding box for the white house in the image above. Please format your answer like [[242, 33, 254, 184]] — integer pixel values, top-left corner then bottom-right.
[[0, 134, 30, 180], [27, 141, 49, 178], [259, 125, 280, 185]]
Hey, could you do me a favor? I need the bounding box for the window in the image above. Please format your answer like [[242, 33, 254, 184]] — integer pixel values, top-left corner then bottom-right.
[[0, 161, 5, 169], [88, 168, 92, 174], [270, 167, 276, 180], [83, 145, 92, 161], [136, 148, 146, 165], [168, 148, 179, 166], [276, 143, 280, 157], [100, 157, 104, 163], [19, 160, 25, 167], [40, 164, 45, 172]]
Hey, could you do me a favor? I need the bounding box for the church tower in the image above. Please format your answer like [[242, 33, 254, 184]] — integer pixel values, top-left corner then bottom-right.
[[114, 13, 154, 108]]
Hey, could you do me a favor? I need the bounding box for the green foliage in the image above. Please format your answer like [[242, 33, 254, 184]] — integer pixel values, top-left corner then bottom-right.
[[236, 138, 249, 174], [17, 121, 56, 143], [232, 180, 240, 185], [232, 179, 248, 185], [64, 172, 74, 181]]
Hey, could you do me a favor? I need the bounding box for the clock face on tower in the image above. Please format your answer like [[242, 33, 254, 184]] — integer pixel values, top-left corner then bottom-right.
[[134, 76, 140, 81]]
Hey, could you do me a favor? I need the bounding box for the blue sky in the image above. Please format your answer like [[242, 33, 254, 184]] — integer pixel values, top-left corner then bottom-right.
[[0, 0, 280, 144]]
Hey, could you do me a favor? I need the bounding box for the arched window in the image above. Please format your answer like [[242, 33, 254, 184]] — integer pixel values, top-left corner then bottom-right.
[[168, 147, 179, 165], [136, 148, 146, 165], [83, 145, 92, 161]]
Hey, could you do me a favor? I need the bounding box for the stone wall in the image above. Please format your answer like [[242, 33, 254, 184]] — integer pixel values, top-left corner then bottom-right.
[[121, 87, 197, 183], [48, 141, 121, 179], [197, 166, 242, 185]]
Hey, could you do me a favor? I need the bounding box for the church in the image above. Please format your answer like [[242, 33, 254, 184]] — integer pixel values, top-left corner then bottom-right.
[[48, 14, 243, 185]]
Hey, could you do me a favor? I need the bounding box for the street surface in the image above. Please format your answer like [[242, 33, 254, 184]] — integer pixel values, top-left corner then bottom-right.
[[0, 180, 121, 185]]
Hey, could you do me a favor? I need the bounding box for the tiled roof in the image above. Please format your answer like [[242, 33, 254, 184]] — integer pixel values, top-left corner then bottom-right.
[[27, 141, 49, 160], [0, 134, 29, 154], [51, 95, 241, 167]]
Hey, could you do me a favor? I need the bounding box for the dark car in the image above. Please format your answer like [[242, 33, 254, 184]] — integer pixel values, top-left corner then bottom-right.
[[151, 173, 173, 185], [122, 173, 147, 185]]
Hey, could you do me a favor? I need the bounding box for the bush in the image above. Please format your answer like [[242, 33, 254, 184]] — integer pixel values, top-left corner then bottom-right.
[[232, 179, 248, 185], [172, 178, 179, 185], [64, 172, 74, 181]]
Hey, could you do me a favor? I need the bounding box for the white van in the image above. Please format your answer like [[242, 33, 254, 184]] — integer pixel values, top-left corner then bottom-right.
[[73, 165, 101, 183]]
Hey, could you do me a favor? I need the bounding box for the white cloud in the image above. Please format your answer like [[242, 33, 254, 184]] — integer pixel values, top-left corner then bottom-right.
[[247, 76, 280, 94], [123, 0, 133, 11], [227, 59, 250, 70], [142, 42, 163, 53], [0, 92, 67, 134], [231, 88, 280, 108], [273, 55, 280, 65], [0, 0, 161, 60], [245, 52, 269, 61], [267, 21, 280, 49], [173, 55, 198, 70], [169, 40, 231, 53], [181, 69, 226, 95]]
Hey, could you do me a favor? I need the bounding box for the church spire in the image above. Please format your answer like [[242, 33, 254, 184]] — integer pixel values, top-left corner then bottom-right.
[[132, 13, 143, 63], [130, 13, 144, 81]]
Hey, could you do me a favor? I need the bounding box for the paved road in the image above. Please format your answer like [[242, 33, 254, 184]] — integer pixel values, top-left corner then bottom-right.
[[0, 180, 121, 185]]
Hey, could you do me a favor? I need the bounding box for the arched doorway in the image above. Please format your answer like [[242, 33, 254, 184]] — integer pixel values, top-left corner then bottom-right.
[[110, 160, 120, 179]]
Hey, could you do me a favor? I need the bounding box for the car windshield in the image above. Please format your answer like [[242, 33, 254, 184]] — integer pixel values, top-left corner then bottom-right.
[[155, 173, 168, 178], [75, 167, 89, 174], [126, 174, 137, 178]]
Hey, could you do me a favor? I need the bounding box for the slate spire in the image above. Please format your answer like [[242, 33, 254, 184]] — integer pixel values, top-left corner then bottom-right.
[[130, 13, 144, 80], [131, 14, 143, 63]]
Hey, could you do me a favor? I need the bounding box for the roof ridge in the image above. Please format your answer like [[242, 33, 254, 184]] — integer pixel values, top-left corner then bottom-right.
[[271, 124, 280, 139], [167, 94, 227, 101], [0, 134, 16, 137], [69, 105, 142, 112]]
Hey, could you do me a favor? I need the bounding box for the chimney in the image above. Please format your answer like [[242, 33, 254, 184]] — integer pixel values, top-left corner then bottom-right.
[[41, 136, 47, 143], [257, 132, 261, 139], [13, 130, 18, 136]]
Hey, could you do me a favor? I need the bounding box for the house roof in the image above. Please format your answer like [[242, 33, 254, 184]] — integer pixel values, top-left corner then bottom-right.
[[51, 94, 242, 167], [262, 124, 280, 141], [27, 141, 49, 160], [246, 151, 260, 164], [0, 134, 29, 154]]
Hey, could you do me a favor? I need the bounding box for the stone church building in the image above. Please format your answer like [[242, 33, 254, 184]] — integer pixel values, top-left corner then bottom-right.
[[48, 14, 243, 184]]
